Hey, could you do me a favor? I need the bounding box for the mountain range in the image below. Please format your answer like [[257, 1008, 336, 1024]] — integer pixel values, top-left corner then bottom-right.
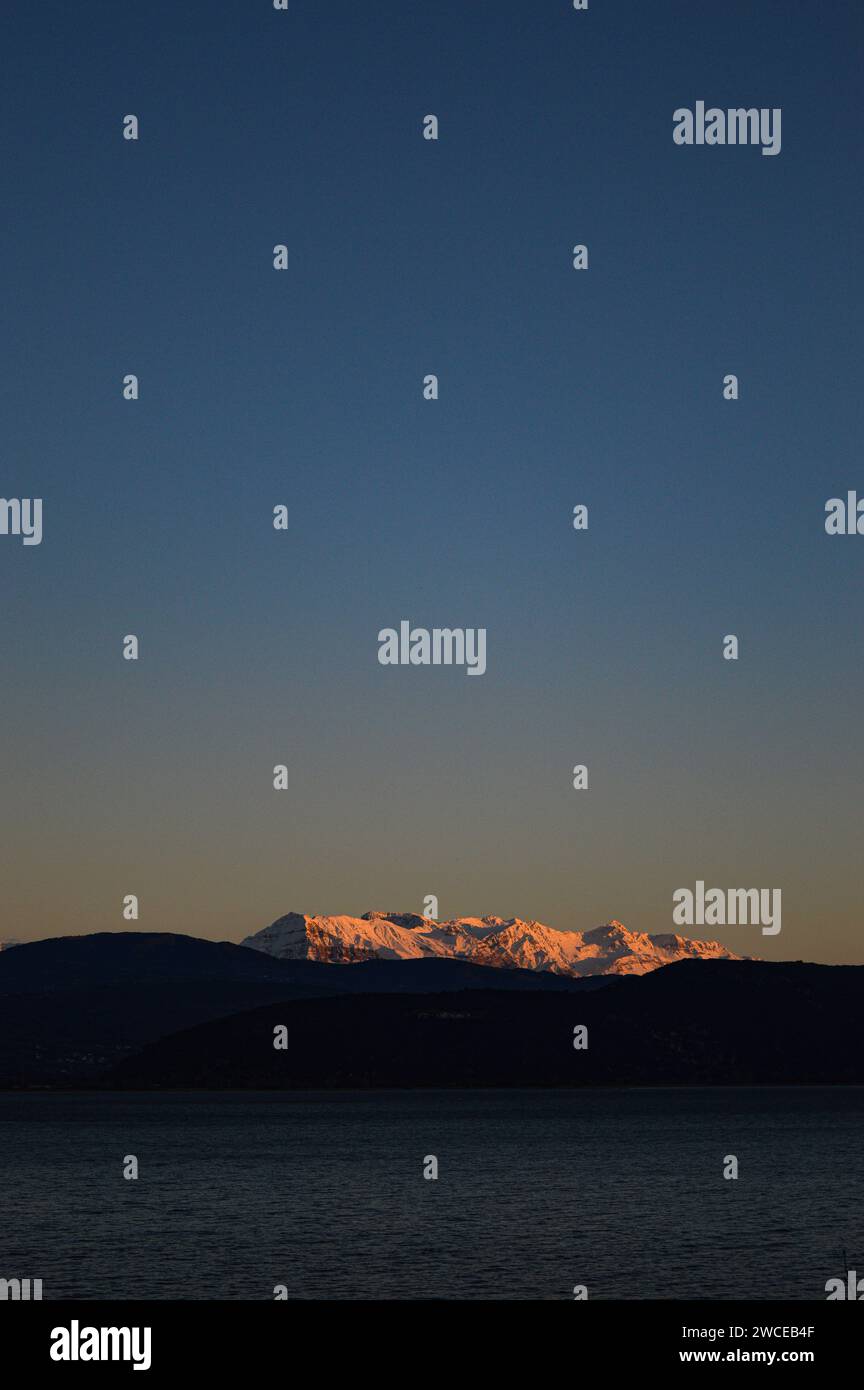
[[0, 930, 591, 1087], [1, 924, 857, 1091], [241, 912, 744, 976]]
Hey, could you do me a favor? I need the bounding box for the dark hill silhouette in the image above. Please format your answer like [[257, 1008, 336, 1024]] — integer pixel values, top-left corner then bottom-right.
[[0, 932, 604, 996], [0, 932, 304, 991], [0, 932, 598, 1085], [3, 934, 860, 1089], [113, 958, 864, 1090]]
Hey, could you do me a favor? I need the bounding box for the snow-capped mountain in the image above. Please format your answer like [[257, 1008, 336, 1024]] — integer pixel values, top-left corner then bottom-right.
[[240, 912, 744, 978]]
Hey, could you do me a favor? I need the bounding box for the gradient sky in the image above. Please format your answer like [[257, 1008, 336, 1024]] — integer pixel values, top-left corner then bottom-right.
[[1, 0, 862, 962]]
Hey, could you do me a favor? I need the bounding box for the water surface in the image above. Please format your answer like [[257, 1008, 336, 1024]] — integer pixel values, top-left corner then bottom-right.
[[0, 1087, 859, 1299]]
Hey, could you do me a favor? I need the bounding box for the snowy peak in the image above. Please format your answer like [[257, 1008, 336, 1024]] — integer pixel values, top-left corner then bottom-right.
[[240, 912, 745, 978]]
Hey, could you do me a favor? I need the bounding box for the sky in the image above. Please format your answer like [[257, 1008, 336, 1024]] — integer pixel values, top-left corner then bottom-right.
[[1, 0, 862, 963]]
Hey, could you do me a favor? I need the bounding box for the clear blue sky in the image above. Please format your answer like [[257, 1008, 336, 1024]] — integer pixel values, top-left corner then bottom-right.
[[1, 0, 862, 960]]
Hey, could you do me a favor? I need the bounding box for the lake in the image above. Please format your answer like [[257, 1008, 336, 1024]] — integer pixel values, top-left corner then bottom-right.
[[1, 1087, 860, 1299]]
